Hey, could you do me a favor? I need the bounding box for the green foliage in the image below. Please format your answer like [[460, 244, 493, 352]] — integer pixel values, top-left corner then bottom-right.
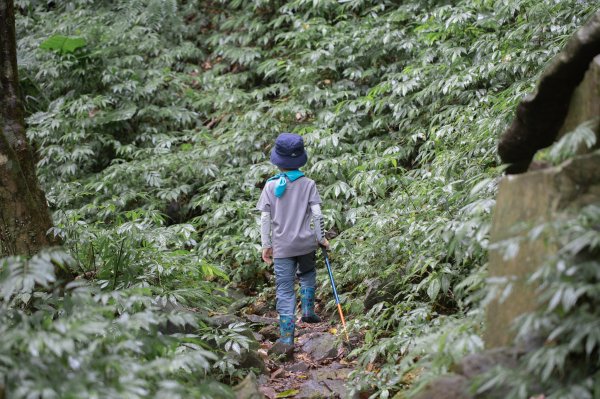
[[39, 35, 86, 54], [0, 250, 235, 398], [8, 0, 599, 397], [536, 119, 599, 165]]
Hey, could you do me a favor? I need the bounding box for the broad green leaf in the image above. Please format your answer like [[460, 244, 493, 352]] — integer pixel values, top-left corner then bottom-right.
[[40, 35, 86, 54]]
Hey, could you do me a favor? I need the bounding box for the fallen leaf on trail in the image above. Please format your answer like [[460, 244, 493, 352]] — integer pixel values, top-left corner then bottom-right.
[[329, 327, 337, 334], [275, 389, 299, 398], [271, 367, 286, 379]]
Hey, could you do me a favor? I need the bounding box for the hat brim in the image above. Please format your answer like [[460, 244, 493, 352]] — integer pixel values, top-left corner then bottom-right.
[[270, 147, 307, 169]]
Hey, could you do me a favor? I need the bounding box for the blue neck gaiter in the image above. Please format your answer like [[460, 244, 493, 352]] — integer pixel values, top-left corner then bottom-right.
[[267, 170, 305, 198]]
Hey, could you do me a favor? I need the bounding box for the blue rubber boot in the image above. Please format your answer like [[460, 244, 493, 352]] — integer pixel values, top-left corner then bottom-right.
[[300, 287, 321, 323], [278, 314, 295, 345]]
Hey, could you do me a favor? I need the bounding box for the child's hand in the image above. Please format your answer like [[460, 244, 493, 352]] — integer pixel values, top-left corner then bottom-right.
[[262, 247, 273, 265], [319, 238, 330, 250]]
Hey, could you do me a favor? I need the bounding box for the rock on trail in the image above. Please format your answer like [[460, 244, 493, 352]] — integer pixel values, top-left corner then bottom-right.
[[301, 332, 339, 362], [256, 320, 358, 399], [230, 293, 362, 399]]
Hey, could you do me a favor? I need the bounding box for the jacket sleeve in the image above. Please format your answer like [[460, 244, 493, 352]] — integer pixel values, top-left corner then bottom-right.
[[256, 184, 271, 212], [310, 203, 325, 243], [260, 211, 272, 248]]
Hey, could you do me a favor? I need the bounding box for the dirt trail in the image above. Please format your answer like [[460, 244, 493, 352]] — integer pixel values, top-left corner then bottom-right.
[[255, 317, 359, 399], [230, 293, 361, 399]]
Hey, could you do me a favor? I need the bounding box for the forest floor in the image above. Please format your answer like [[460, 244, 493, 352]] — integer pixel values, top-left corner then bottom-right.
[[233, 294, 363, 399]]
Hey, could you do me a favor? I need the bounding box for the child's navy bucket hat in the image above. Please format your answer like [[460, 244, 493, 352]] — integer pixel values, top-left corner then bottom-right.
[[270, 133, 307, 169]]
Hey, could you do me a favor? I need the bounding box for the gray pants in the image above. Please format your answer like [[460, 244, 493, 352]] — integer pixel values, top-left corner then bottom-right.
[[274, 252, 317, 316]]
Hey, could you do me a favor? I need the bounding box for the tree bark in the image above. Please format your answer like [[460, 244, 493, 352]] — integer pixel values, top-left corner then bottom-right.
[[0, 0, 57, 257]]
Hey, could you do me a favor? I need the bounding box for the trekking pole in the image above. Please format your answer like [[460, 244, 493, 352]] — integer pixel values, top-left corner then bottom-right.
[[321, 247, 350, 342]]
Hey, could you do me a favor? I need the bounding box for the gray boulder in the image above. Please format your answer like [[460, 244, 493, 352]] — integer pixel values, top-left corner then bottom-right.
[[296, 379, 333, 399], [258, 324, 279, 341], [451, 348, 517, 379], [268, 341, 294, 360], [245, 314, 278, 325], [413, 374, 473, 399], [302, 333, 340, 362], [206, 314, 244, 328], [233, 373, 265, 399], [286, 361, 310, 373]]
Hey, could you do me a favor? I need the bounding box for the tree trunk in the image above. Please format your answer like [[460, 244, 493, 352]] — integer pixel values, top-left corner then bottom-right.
[[0, 0, 57, 257]]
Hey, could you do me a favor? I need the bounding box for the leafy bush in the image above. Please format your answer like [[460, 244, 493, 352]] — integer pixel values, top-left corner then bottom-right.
[[0, 250, 235, 398]]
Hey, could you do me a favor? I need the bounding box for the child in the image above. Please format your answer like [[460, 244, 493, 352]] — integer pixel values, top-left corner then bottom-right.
[[256, 133, 329, 349]]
